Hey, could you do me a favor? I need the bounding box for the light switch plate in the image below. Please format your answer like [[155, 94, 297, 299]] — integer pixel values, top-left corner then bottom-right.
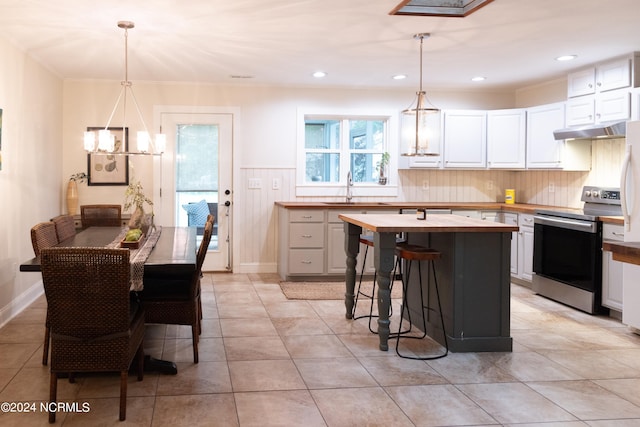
[[248, 178, 262, 189]]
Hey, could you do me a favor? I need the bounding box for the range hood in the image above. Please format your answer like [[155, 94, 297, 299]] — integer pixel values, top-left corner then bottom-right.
[[553, 121, 627, 140]]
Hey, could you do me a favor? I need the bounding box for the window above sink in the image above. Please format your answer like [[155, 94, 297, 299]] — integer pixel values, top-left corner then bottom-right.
[[295, 107, 399, 198]]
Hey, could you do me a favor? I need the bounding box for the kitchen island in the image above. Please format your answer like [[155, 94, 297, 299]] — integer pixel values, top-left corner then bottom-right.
[[340, 213, 519, 353]]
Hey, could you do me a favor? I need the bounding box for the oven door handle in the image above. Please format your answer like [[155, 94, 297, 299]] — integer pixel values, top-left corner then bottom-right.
[[533, 215, 597, 233]]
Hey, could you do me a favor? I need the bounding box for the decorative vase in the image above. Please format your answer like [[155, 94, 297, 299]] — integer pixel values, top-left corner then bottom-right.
[[66, 180, 79, 215], [128, 206, 145, 229], [128, 206, 154, 235]]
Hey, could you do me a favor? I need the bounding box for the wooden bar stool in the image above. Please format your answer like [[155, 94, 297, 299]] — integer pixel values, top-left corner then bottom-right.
[[394, 243, 448, 360]]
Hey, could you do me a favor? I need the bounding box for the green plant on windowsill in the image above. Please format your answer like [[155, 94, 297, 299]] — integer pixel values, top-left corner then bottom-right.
[[376, 152, 390, 185]]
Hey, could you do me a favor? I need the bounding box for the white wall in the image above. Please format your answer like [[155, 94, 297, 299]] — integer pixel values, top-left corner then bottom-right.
[[62, 80, 516, 273], [0, 37, 63, 325], [61, 78, 627, 274]]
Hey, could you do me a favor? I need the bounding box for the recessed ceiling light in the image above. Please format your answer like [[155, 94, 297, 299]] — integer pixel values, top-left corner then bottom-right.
[[471, 76, 486, 82], [556, 55, 577, 62], [393, 74, 407, 80], [313, 71, 327, 78]]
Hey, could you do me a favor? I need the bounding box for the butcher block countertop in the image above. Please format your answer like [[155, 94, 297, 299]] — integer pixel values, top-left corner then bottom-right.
[[339, 213, 519, 233], [275, 201, 624, 224], [276, 201, 552, 214], [603, 241, 640, 266], [600, 216, 624, 225]]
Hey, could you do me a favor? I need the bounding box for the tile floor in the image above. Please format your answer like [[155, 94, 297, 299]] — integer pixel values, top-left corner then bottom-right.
[[2, 273, 640, 426]]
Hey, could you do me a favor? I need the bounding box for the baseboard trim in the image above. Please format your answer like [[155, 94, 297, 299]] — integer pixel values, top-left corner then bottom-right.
[[0, 280, 44, 329]]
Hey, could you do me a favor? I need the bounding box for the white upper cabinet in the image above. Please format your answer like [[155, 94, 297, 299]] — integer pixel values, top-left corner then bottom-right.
[[566, 56, 634, 126], [487, 109, 526, 169], [443, 110, 487, 168], [567, 57, 632, 98], [526, 103, 565, 168], [527, 102, 591, 171], [567, 68, 597, 97], [566, 88, 630, 126]]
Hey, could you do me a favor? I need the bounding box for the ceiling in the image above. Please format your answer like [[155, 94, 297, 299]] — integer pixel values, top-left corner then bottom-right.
[[0, 0, 639, 91]]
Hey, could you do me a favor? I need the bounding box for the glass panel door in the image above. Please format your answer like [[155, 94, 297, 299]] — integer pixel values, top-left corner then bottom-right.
[[159, 112, 233, 271]]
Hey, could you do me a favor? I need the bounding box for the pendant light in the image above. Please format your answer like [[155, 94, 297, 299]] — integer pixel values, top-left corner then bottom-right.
[[83, 21, 165, 155], [401, 33, 440, 156]]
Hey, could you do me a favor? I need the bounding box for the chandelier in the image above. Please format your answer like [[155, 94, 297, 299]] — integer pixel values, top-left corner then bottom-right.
[[401, 33, 441, 156], [83, 21, 165, 155]]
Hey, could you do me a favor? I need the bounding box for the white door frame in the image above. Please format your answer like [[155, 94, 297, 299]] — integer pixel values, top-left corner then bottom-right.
[[154, 105, 241, 272]]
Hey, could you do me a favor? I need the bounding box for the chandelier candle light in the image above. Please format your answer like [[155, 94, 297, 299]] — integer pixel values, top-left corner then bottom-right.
[[401, 33, 441, 156], [83, 21, 166, 155]]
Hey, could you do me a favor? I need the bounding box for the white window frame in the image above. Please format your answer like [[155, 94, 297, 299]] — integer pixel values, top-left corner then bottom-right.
[[296, 107, 399, 197]]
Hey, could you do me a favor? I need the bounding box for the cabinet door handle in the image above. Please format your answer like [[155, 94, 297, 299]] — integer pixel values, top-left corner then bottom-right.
[[302, 215, 313, 219], [302, 234, 313, 238], [301, 260, 312, 264]]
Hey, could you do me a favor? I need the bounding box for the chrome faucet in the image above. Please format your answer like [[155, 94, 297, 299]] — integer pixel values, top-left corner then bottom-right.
[[346, 171, 353, 203]]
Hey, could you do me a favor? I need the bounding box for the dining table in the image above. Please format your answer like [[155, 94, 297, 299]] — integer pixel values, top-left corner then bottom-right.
[[20, 225, 197, 374]]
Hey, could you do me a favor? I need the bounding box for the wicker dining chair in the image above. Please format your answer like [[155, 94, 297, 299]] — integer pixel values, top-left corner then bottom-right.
[[51, 214, 76, 242], [80, 204, 122, 228], [140, 220, 213, 363], [30, 221, 59, 366], [40, 247, 145, 423], [30, 222, 59, 257]]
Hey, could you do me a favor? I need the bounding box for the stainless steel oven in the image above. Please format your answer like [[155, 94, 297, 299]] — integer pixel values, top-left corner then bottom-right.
[[532, 186, 621, 314]]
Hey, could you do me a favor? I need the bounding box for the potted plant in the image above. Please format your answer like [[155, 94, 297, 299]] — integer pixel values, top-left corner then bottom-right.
[[66, 172, 87, 215], [376, 152, 390, 185], [123, 179, 154, 234]]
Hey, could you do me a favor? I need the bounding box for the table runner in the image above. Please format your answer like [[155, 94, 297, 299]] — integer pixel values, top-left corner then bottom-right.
[[107, 226, 163, 291]]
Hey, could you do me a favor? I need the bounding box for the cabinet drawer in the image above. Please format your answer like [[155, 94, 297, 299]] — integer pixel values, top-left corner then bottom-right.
[[518, 214, 534, 228], [603, 224, 624, 242], [502, 212, 518, 226], [289, 223, 325, 248], [289, 210, 323, 222], [289, 249, 324, 274]]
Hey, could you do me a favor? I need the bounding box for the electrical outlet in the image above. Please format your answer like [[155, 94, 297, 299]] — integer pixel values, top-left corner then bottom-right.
[[422, 180, 429, 191], [272, 178, 281, 190], [248, 178, 262, 189], [487, 180, 494, 191], [548, 182, 555, 193]]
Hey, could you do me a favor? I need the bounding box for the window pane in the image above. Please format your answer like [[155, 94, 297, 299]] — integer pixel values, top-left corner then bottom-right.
[[176, 124, 218, 191], [305, 153, 340, 182], [349, 120, 384, 150], [351, 153, 382, 183], [305, 120, 340, 149]]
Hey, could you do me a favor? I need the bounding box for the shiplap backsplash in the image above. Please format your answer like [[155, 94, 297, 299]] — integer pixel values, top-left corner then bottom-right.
[[237, 138, 625, 272]]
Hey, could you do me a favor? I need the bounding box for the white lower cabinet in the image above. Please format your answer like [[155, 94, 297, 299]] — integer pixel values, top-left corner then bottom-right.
[[501, 212, 534, 283], [279, 206, 399, 280], [602, 223, 624, 311], [327, 210, 365, 274], [502, 213, 519, 276], [518, 214, 535, 282]]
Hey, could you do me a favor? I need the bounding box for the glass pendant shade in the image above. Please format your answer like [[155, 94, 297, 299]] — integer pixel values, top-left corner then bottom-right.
[[137, 131, 150, 152], [98, 129, 115, 152], [83, 131, 96, 151], [400, 33, 440, 157], [401, 92, 441, 156]]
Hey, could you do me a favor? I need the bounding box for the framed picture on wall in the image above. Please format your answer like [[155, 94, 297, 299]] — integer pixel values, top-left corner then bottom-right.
[[86, 127, 129, 186]]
